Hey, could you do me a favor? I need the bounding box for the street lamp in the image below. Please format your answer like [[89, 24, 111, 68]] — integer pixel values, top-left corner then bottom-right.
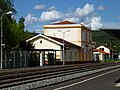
[[1, 11, 12, 70], [58, 30, 71, 65]]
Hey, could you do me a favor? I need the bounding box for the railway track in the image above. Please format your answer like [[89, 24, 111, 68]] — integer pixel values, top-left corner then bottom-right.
[[0, 62, 120, 90]]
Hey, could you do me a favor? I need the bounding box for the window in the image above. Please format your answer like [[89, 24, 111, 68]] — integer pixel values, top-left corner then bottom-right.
[[89, 33, 92, 42], [82, 31, 85, 41], [87, 32, 90, 42], [40, 40, 42, 44], [100, 48, 104, 51]]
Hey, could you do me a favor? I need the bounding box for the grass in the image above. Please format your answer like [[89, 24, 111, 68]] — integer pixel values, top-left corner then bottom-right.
[[99, 59, 120, 63]]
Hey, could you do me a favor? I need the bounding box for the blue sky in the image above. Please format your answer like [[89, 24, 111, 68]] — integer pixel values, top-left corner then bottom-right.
[[14, 0, 120, 32]]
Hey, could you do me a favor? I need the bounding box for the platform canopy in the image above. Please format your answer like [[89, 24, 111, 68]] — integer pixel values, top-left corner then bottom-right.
[[100, 28, 120, 39]]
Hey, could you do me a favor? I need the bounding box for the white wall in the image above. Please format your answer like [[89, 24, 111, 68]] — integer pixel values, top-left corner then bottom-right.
[[94, 45, 111, 61], [118, 55, 120, 60], [97, 46, 110, 54], [33, 38, 61, 50], [32, 36, 80, 61], [93, 52, 103, 60]]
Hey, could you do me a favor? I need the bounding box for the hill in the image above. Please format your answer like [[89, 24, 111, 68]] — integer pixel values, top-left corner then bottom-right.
[[92, 31, 120, 51]]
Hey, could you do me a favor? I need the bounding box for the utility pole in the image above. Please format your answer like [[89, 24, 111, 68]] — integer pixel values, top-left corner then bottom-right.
[[1, 11, 12, 70], [58, 30, 70, 65]]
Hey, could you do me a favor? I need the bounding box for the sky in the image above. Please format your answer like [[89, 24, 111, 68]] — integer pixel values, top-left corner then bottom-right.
[[14, 0, 120, 32]]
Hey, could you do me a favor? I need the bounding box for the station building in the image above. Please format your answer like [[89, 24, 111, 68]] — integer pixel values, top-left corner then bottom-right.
[[44, 21, 93, 62], [26, 21, 93, 65], [26, 34, 81, 65]]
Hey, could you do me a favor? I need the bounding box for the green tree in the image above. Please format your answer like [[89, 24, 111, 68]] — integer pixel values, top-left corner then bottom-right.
[[0, 0, 17, 50], [0, 0, 34, 68], [92, 31, 120, 52], [0, 0, 29, 51], [0, 0, 16, 14]]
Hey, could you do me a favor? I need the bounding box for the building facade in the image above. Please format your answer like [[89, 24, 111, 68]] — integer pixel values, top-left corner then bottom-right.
[[93, 48, 109, 61], [44, 21, 93, 62], [26, 34, 81, 65]]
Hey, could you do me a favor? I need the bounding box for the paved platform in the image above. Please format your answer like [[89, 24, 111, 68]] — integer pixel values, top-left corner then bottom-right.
[[36, 68, 120, 90]]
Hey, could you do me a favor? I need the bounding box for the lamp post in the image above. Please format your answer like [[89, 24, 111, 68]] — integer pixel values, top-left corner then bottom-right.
[[1, 11, 12, 70], [58, 30, 70, 65]]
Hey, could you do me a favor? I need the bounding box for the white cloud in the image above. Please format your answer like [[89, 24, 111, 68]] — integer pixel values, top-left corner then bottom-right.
[[65, 17, 80, 23], [48, 6, 56, 11], [90, 17, 103, 30], [38, 3, 103, 30], [118, 16, 120, 19], [34, 4, 46, 10], [97, 4, 105, 11], [34, 29, 44, 33], [24, 13, 38, 26], [39, 10, 63, 22], [76, 3, 94, 17]]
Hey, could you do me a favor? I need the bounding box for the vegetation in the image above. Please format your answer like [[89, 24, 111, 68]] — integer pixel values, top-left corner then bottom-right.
[[0, 0, 35, 51], [92, 31, 120, 52], [0, 0, 37, 66]]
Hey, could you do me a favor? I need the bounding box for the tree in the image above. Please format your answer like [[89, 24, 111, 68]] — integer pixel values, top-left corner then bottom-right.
[[0, 0, 17, 49], [7, 17, 29, 50], [0, 0, 35, 68], [0, 0, 16, 14]]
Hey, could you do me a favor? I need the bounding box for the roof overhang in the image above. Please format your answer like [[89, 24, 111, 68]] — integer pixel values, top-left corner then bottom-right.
[[28, 49, 61, 51], [26, 34, 63, 46], [93, 49, 109, 54], [26, 34, 81, 48]]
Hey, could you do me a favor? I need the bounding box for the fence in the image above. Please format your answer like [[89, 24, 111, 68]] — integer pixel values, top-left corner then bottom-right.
[[4, 51, 30, 68], [4, 49, 58, 69]]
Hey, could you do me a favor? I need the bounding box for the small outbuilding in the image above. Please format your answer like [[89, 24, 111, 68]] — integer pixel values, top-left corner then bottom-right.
[[26, 34, 81, 65], [93, 48, 109, 61]]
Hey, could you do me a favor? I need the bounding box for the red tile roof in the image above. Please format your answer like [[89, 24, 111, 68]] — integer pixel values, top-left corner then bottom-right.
[[93, 49, 109, 54], [27, 34, 81, 48], [46, 35, 80, 48], [53, 21, 76, 25]]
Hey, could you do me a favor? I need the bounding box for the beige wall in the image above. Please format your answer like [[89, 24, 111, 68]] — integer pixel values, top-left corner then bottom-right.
[[64, 47, 80, 61], [44, 24, 83, 46], [44, 24, 93, 62], [44, 28, 80, 46], [44, 24, 92, 47]]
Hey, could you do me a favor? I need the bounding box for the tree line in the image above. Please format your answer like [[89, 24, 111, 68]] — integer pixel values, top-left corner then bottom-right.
[[0, 0, 34, 59]]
